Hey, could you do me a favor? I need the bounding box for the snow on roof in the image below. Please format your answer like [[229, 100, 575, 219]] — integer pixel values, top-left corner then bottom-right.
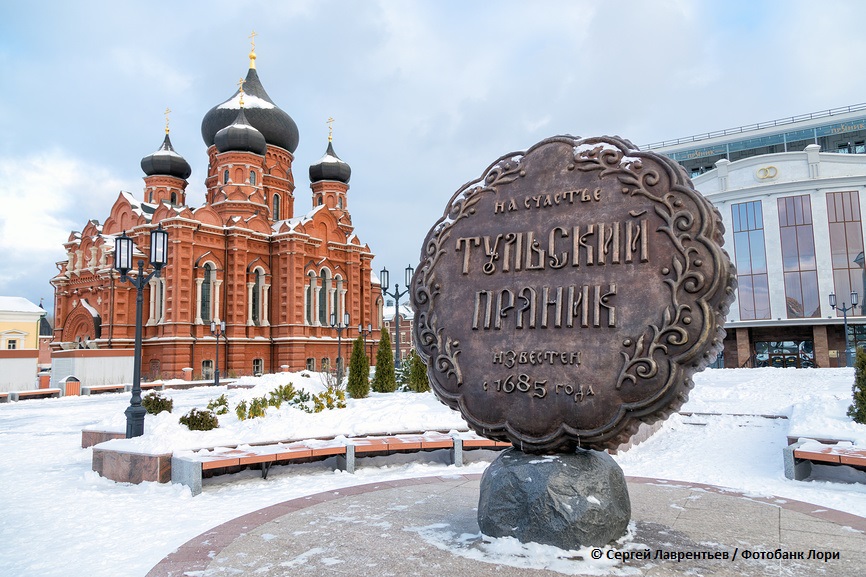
[[383, 303, 413, 321], [217, 94, 275, 110], [80, 299, 100, 319], [0, 296, 45, 314], [315, 152, 342, 164]]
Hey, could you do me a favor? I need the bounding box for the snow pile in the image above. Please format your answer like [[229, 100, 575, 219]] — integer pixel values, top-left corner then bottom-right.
[[93, 371, 469, 454]]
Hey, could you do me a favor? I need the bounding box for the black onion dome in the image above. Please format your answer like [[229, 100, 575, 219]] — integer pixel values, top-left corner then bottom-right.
[[215, 109, 267, 155], [309, 141, 351, 184], [201, 67, 299, 153], [140, 134, 192, 179]]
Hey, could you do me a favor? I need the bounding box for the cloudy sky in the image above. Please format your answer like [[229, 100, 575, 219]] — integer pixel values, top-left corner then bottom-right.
[[3, 0, 866, 316]]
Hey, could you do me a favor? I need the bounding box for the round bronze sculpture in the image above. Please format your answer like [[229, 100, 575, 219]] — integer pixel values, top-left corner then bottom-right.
[[411, 135, 735, 453]]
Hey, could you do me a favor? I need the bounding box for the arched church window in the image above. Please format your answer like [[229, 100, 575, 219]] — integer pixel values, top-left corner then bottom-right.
[[273, 194, 281, 220], [251, 269, 263, 325], [305, 272, 316, 325], [250, 171, 257, 186], [201, 263, 213, 322], [223, 169, 229, 184], [317, 195, 323, 206], [319, 269, 331, 325], [338, 197, 344, 209], [170, 192, 178, 205]]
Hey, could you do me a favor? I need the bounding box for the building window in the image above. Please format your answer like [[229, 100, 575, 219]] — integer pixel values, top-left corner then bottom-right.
[[778, 195, 820, 318], [321, 357, 330, 373], [223, 169, 229, 184], [149, 277, 166, 325], [201, 263, 214, 322], [731, 201, 770, 320], [7, 340, 17, 350], [827, 191, 865, 317], [319, 269, 331, 325], [202, 359, 214, 380], [306, 357, 316, 371], [170, 192, 178, 205], [250, 171, 257, 186], [305, 272, 316, 325], [317, 195, 323, 206], [251, 269, 264, 325], [273, 194, 281, 220], [253, 358, 263, 376]]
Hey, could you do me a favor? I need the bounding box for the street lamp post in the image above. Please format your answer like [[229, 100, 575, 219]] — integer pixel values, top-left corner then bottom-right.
[[113, 224, 168, 438], [830, 291, 859, 367], [380, 265, 414, 369], [358, 323, 373, 363], [210, 319, 226, 387], [330, 312, 350, 383]]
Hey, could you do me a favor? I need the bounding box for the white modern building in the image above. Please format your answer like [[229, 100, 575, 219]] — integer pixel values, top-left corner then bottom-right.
[[648, 105, 866, 368]]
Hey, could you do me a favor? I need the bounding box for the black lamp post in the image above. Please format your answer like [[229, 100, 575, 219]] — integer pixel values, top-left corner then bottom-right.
[[358, 323, 373, 363], [210, 319, 226, 387], [830, 291, 859, 367], [114, 224, 168, 438], [380, 265, 414, 369], [330, 312, 350, 383]]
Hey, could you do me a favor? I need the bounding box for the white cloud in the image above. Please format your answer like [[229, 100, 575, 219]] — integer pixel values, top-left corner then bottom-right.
[[0, 151, 135, 301]]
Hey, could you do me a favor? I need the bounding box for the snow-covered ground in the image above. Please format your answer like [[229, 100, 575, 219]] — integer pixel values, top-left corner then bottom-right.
[[1, 367, 865, 577]]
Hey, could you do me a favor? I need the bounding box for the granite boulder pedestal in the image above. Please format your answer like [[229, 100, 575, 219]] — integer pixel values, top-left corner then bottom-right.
[[478, 448, 630, 548]]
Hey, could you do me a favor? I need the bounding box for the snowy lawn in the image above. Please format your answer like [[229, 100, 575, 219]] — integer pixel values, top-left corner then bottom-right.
[[1, 367, 865, 577]]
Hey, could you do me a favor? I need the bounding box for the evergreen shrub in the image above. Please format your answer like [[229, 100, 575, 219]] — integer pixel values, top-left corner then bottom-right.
[[179, 408, 219, 431], [142, 391, 173, 415], [347, 335, 370, 398], [848, 347, 866, 424], [372, 330, 396, 393], [406, 350, 430, 393], [207, 394, 229, 415]]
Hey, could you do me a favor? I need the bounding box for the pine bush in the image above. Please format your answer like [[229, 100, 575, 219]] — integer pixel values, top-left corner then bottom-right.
[[347, 335, 370, 398], [207, 394, 229, 415], [179, 408, 219, 431], [372, 330, 396, 393], [848, 347, 866, 424], [142, 391, 173, 415]]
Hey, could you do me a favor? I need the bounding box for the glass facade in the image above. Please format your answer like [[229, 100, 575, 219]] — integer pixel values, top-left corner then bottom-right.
[[778, 195, 820, 318], [827, 191, 865, 317], [732, 201, 771, 320], [754, 341, 816, 368]]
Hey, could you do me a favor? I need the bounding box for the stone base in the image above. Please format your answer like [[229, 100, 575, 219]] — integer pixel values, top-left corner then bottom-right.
[[478, 447, 630, 549]]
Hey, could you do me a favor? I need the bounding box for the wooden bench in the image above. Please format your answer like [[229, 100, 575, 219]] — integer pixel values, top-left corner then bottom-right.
[[172, 431, 512, 495], [81, 384, 130, 395], [784, 439, 866, 481], [0, 392, 8, 403], [8, 388, 61, 401]]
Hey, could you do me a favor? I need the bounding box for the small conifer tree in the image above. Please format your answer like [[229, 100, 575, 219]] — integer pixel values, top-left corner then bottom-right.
[[372, 330, 397, 392], [848, 347, 866, 424], [406, 349, 430, 392], [347, 335, 370, 399]]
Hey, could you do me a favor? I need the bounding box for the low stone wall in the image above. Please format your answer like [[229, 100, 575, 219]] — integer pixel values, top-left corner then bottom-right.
[[92, 446, 172, 484], [81, 429, 125, 448]]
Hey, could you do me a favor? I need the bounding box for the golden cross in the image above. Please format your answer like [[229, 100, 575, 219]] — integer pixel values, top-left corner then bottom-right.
[[164, 107, 171, 134], [249, 30, 257, 51], [237, 78, 246, 107], [327, 117, 335, 142]]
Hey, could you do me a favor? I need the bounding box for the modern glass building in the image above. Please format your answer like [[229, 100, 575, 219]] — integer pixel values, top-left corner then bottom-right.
[[647, 105, 866, 368]]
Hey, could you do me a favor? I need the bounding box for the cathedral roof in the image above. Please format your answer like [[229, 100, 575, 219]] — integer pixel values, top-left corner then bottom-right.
[[309, 141, 351, 184], [214, 108, 267, 155], [140, 133, 192, 180], [201, 64, 299, 153]]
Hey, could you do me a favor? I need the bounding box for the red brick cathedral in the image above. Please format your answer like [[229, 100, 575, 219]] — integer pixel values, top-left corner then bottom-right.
[[50, 48, 383, 381]]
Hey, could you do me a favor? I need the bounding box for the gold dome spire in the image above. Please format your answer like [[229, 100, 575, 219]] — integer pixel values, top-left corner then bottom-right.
[[249, 30, 257, 69], [164, 107, 171, 134]]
